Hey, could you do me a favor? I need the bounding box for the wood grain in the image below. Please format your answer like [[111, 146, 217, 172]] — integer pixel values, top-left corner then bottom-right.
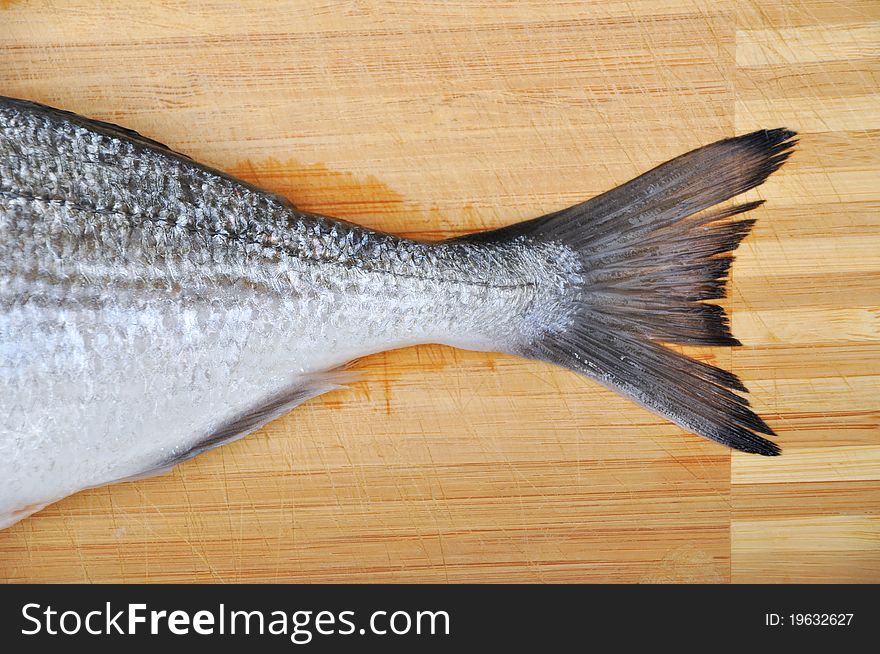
[[0, 0, 877, 583]]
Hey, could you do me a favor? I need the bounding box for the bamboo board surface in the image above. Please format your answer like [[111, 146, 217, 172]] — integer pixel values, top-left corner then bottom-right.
[[0, 0, 877, 583]]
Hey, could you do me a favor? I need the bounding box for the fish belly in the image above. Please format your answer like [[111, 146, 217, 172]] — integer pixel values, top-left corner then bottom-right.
[[0, 271, 442, 525]]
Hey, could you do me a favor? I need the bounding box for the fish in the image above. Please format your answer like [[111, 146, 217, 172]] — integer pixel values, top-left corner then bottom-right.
[[0, 95, 796, 529]]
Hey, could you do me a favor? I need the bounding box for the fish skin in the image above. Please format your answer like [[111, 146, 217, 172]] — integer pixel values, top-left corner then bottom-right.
[[0, 96, 794, 528], [0, 96, 578, 527]]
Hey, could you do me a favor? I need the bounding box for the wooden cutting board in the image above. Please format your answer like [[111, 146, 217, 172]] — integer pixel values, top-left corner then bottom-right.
[[0, 0, 877, 583]]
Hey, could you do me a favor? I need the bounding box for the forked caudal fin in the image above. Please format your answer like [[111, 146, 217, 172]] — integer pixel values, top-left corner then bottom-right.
[[464, 129, 797, 455]]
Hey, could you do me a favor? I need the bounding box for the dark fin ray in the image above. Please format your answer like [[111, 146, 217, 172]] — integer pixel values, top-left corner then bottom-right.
[[469, 129, 796, 455], [109, 371, 355, 484]]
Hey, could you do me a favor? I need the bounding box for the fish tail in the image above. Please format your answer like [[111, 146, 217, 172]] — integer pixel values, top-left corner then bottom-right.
[[465, 129, 797, 455]]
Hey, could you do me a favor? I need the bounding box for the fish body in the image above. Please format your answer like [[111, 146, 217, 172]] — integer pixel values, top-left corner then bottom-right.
[[0, 96, 795, 528]]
